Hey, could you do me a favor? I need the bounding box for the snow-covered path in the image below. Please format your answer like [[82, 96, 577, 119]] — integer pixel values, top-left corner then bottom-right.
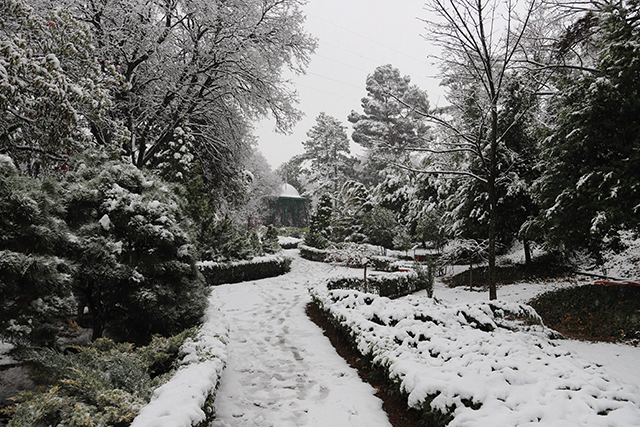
[[209, 252, 392, 427]]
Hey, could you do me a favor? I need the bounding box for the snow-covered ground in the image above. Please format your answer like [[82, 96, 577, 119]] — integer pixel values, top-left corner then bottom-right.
[[209, 251, 392, 427], [2, 241, 639, 426], [209, 247, 640, 426]]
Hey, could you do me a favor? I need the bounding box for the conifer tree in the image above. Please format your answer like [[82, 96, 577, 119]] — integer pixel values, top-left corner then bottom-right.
[[63, 152, 207, 343], [534, 1, 640, 260], [0, 155, 75, 345]]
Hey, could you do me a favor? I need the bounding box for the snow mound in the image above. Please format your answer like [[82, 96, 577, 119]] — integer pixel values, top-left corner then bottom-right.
[[309, 282, 640, 426], [130, 297, 229, 427]]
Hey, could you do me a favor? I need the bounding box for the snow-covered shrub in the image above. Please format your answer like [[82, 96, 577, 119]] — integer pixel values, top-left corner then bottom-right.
[[0, 155, 76, 345], [309, 283, 640, 426], [7, 330, 196, 427], [370, 255, 397, 272], [303, 231, 330, 249], [130, 301, 228, 427], [326, 242, 374, 267], [278, 235, 303, 249], [62, 154, 207, 343], [198, 255, 292, 285], [325, 270, 432, 299], [299, 244, 328, 262], [261, 225, 282, 254]]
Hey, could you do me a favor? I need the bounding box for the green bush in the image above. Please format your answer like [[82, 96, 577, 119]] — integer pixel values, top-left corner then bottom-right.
[[361, 206, 399, 249], [299, 244, 328, 262], [262, 225, 282, 254], [326, 269, 433, 299], [7, 331, 194, 427], [199, 255, 292, 285], [304, 231, 330, 249], [0, 155, 76, 346], [63, 152, 208, 344]]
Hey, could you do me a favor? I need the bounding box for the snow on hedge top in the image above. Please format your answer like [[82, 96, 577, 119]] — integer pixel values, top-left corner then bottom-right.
[[130, 300, 228, 427], [310, 283, 640, 426]]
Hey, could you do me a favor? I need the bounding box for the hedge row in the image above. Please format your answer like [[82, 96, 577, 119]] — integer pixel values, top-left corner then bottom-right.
[[326, 270, 433, 299], [131, 300, 229, 427], [308, 285, 640, 426], [529, 284, 640, 342], [299, 244, 328, 262], [198, 255, 292, 285]]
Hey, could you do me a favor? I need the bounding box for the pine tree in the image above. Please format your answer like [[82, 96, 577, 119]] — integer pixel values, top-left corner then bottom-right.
[[534, 2, 640, 260], [301, 113, 354, 201], [305, 194, 333, 248], [62, 152, 207, 343], [0, 155, 75, 345]]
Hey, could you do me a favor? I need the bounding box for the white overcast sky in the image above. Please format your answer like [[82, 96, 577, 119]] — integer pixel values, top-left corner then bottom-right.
[[254, 0, 445, 169]]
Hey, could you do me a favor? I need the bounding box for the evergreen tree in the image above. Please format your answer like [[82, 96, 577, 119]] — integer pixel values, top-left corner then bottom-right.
[[306, 194, 333, 248], [534, 2, 640, 260], [348, 64, 430, 187], [361, 206, 399, 249], [301, 113, 354, 201], [62, 152, 207, 343], [0, 155, 75, 345]]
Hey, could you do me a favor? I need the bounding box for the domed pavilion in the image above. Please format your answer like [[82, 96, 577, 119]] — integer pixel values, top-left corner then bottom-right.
[[268, 183, 309, 228]]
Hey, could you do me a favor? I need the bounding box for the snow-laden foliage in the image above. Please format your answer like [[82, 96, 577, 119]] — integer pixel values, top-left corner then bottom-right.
[[0, 154, 76, 345], [533, 2, 640, 260], [7, 328, 206, 427], [62, 152, 207, 343], [310, 283, 640, 426], [131, 301, 229, 427], [49, 0, 315, 199], [300, 113, 354, 202], [348, 64, 430, 182], [306, 193, 333, 247], [0, 0, 119, 173]]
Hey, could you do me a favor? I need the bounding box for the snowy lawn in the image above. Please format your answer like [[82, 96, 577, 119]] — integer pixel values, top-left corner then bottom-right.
[[310, 272, 640, 426]]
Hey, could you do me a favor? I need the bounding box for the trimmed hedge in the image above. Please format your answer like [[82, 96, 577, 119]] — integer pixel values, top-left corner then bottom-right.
[[299, 244, 328, 262], [326, 269, 433, 299], [529, 284, 640, 342], [198, 255, 292, 285]]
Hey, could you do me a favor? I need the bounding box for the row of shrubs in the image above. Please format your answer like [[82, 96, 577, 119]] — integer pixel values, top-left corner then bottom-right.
[[325, 267, 434, 299], [299, 244, 328, 262], [198, 255, 292, 285]]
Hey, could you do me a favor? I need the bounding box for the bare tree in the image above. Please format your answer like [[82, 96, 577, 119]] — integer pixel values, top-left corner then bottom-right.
[[385, 0, 543, 299], [45, 0, 316, 195]]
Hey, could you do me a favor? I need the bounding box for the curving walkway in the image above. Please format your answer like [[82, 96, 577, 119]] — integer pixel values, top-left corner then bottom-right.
[[209, 251, 392, 427]]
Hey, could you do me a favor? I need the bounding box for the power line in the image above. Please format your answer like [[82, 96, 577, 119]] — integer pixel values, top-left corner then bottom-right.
[[308, 13, 429, 66], [295, 81, 361, 102]]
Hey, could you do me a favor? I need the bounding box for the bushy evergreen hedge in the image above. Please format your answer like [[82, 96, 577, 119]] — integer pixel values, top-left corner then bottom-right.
[[530, 284, 640, 342], [325, 268, 433, 299], [299, 244, 328, 262], [198, 255, 292, 285], [7, 331, 194, 427]]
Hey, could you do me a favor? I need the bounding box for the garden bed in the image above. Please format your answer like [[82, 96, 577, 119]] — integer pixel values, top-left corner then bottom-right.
[[308, 280, 640, 426]]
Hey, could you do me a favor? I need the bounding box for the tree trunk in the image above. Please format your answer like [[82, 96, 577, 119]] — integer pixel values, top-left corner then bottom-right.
[[363, 264, 368, 293], [523, 238, 532, 267], [488, 103, 498, 300]]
